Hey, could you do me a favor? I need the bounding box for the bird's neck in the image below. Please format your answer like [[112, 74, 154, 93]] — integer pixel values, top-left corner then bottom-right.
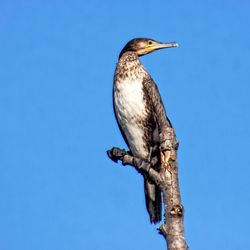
[[118, 51, 140, 66], [115, 52, 146, 82]]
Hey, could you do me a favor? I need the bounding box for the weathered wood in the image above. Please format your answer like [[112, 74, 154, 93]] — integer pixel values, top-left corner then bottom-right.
[[107, 126, 188, 249]]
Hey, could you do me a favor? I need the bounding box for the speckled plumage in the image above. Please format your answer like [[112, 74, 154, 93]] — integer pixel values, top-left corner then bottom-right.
[[113, 51, 162, 223], [114, 52, 158, 159]]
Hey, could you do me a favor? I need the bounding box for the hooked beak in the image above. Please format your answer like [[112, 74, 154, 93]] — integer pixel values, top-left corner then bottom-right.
[[137, 41, 179, 56], [151, 42, 179, 51]]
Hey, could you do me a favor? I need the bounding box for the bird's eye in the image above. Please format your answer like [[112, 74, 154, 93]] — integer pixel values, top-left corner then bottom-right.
[[148, 41, 153, 45]]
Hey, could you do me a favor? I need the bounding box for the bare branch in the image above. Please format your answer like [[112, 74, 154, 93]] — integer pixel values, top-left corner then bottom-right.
[[107, 147, 161, 184], [107, 127, 188, 250], [158, 128, 188, 250]]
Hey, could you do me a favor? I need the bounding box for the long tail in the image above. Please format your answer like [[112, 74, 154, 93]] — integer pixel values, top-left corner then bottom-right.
[[144, 177, 162, 224]]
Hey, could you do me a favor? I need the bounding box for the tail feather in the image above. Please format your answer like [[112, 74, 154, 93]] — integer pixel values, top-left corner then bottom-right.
[[144, 178, 162, 224]]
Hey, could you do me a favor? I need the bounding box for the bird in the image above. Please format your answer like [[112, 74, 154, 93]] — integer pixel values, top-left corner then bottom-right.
[[113, 38, 178, 224]]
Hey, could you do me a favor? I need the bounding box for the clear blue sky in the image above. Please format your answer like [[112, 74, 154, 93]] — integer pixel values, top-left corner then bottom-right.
[[0, 1, 249, 249]]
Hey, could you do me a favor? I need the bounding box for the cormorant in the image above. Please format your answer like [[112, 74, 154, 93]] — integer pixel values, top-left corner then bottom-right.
[[113, 38, 178, 224]]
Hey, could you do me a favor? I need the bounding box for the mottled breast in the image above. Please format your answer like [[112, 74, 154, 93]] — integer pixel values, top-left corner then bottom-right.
[[114, 54, 151, 160]]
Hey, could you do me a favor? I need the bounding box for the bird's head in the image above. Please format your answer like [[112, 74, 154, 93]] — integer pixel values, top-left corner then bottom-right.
[[119, 38, 178, 58]]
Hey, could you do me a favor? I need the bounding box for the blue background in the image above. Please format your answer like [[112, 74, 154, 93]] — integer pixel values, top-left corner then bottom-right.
[[0, 1, 249, 249]]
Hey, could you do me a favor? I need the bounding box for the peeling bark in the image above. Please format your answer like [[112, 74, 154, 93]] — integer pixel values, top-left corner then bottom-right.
[[158, 128, 188, 250]]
